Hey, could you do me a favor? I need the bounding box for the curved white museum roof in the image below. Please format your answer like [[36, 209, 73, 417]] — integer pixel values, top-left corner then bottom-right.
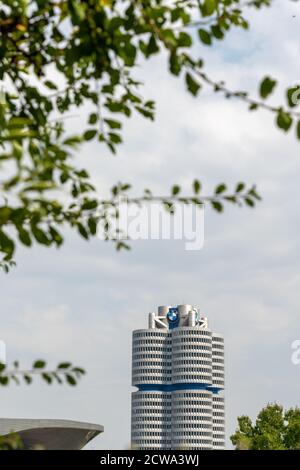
[[0, 418, 104, 450]]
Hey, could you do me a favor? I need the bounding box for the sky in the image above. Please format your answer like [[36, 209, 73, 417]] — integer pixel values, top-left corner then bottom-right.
[[0, 0, 300, 449]]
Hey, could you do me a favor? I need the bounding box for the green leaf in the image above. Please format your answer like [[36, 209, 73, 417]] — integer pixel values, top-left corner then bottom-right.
[[0, 376, 9, 386], [259, 77, 277, 99], [58, 362, 71, 369], [0, 230, 15, 256], [211, 25, 224, 40], [49, 226, 63, 246], [63, 136, 82, 147], [276, 109, 293, 132], [88, 217, 98, 235], [249, 103, 258, 111], [169, 52, 181, 76], [185, 73, 201, 96], [0, 207, 11, 224], [215, 184, 227, 194], [81, 200, 98, 211], [66, 374, 76, 386], [17, 227, 32, 247], [160, 29, 177, 49], [203, 0, 216, 16], [31, 226, 50, 245], [235, 182, 245, 193], [116, 241, 130, 251], [211, 201, 223, 212], [145, 35, 160, 56], [77, 223, 89, 240], [122, 42, 137, 66], [84, 129, 97, 141], [193, 180, 202, 194], [104, 119, 122, 129], [42, 373, 52, 384], [88, 113, 98, 125], [198, 29, 212, 46], [172, 185, 181, 196], [33, 360, 46, 369], [248, 187, 261, 201], [121, 183, 131, 191], [224, 196, 237, 204], [72, 367, 85, 375], [178, 32, 192, 48], [287, 86, 300, 108], [23, 375, 32, 385], [109, 132, 122, 144], [244, 197, 255, 207]]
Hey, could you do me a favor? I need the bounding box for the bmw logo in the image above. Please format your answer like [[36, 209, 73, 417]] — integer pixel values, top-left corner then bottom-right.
[[167, 308, 179, 323]]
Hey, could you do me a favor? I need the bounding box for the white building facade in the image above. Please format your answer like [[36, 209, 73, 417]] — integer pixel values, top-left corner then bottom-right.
[[131, 305, 225, 450]]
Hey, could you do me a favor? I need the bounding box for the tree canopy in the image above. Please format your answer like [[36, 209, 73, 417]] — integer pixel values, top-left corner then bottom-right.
[[4, 0, 293, 269], [231, 403, 300, 450]]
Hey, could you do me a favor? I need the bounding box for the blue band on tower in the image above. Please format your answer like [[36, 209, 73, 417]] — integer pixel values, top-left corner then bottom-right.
[[136, 383, 223, 394]]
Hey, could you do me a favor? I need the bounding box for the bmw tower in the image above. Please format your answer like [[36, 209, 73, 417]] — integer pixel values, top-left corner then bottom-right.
[[131, 304, 225, 450]]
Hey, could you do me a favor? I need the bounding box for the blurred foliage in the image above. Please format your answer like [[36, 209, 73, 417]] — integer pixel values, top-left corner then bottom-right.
[[0, 433, 24, 450], [231, 403, 300, 450], [2, 0, 296, 268], [0, 360, 85, 386]]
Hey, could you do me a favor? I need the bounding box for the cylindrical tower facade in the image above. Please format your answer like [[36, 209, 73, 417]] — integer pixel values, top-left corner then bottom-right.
[[131, 305, 225, 450], [172, 328, 212, 385], [171, 389, 213, 450], [212, 334, 225, 449], [131, 391, 172, 450], [132, 330, 171, 386]]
